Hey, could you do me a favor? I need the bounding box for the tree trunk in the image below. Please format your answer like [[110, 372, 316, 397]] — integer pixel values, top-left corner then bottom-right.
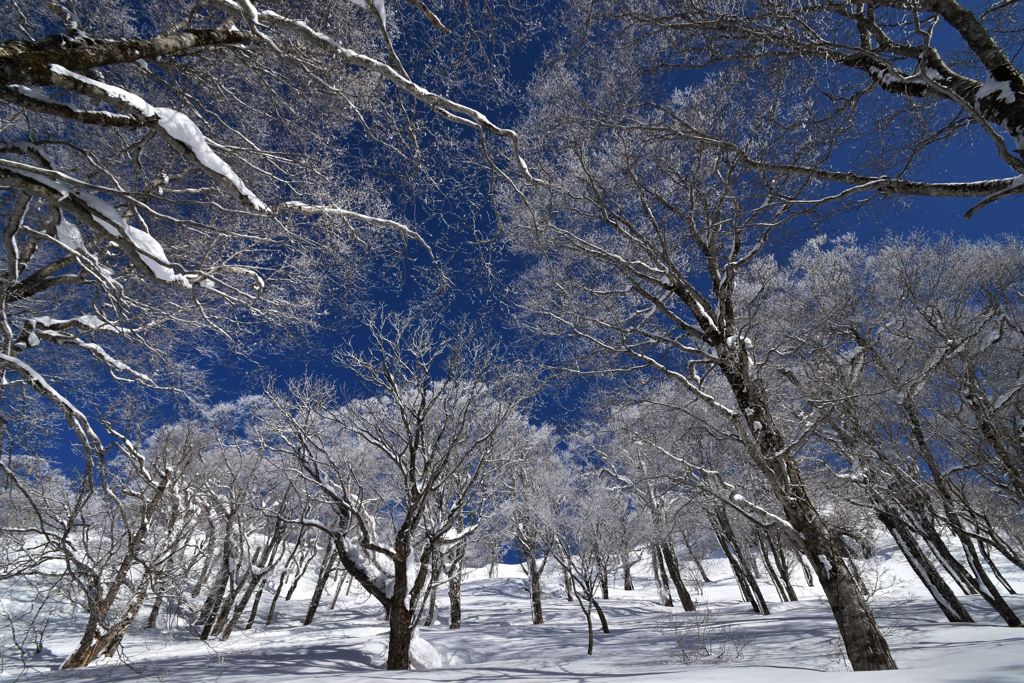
[[904, 406, 1021, 626], [660, 542, 696, 611], [713, 512, 768, 615], [980, 542, 1016, 594], [423, 587, 438, 626], [198, 568, 228, 640], [146, 595, 163, 629], [62, 606, 103, 669], [717, 341, 897, 669], [191, 541, 216, 598], [651, 544, 674, 607], [265, 571, 287, 626], [799, 554, 815, 587], [385, 603, 414, 670], [221, 574, 263, 640], [246, 581, 265, 630], [303, 548, 336, 626], [714, 527, 757, 610], [768, 532, 799, 601], [593, 597, 610, 633], [448, 572, 463, 630], [622, 555, 634, 591], [880, 510, 973, 623], [528, 553, 544, 624], [758, 534, 789, 602], [563, 565, 574, 602]]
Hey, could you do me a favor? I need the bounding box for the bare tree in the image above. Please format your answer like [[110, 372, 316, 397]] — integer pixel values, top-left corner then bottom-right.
[[599, 0, 1024, 209], [0, 0, 537, 474], [505, 37, 898, 666], [265, 312, 530, 669]]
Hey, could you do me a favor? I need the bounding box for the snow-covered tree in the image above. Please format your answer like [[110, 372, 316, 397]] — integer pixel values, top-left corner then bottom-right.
[[0, 0, 536, 469], [505, 46, 898, 665], [265, 312, 531, 669]]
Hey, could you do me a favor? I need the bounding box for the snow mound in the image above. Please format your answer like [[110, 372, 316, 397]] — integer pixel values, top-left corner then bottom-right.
[[409, 634, 443, 670], [368, 633, 443, 670]]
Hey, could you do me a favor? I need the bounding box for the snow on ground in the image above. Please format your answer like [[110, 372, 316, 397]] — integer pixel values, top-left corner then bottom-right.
[[3, 545, 1023, 682]]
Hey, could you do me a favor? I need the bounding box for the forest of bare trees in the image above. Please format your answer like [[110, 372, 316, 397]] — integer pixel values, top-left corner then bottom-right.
[[1, 0, 1022, 677]]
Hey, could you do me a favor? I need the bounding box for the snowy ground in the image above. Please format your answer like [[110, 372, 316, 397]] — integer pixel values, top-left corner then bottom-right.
[[3, 546, 1023, 682]]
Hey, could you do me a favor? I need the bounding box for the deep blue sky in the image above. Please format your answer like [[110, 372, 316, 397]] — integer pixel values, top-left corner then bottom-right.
[[199, 23, 1024, 426], [35, 4, 1024, 470]]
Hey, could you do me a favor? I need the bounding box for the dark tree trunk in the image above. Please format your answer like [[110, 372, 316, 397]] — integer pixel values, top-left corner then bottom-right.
[[265, 572, 287, 626], [713, 512, 768, 615], [245, 581, 265, 630], [527, 553, 544, 624], [768, 532, 799, 601], [622, 555, 634, 591], [711, 335, 898, 669], [584, 603, 594, 655], [209, 577, 241, 639], [651, 544, 674, 607], [198, 568, 228, 640], [286, 550, 315, 601], [385, 603, 414, 670], [980, 542, 1016, 594], [448, 573, 463, 630], [918, 520, 977, 595], [800, 554, 815, 587], [221, 573, 263, 640], [593, 598, 610, 633], [904, 406, 1021, 626], [563, 564, 574, 602], [146, 595, 163, 629], [758, 534, 789, 602], [303, 548, 336, 626], [715, 527, 756, 609], [880, 510, 973, 623], [423, 587, 438, 626], [660, 542, 696, 611], [191, 541, 216, 598], [330, 572, 345, 610]]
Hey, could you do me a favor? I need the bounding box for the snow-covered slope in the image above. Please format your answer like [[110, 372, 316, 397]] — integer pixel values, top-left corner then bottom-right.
[[4, 547, 1023, 682]]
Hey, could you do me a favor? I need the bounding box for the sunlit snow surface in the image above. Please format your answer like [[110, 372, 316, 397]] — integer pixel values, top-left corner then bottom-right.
[[3, 548, 1022, 682]]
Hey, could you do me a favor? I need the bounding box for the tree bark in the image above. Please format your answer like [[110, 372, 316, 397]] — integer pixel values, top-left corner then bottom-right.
[[527, 553, 545, 624], [385, 603, 414, 670], [758, 534, 790, 602], [265, 571, 288, 626], [713, 511, 768, 615], [563, 565, 574, 602], [879, 510, 973, 623], [303, 547, 337, 626], [715, 347, 895, 669], [651, 544, 674, 607], [660, 542, 696, 611], [768, 532, 799, 601], [593, 598, 610, 633], [146, 595, 163, 629], [448, 573, 463, 630], [246, 581, 265, 630], [622, 555, 634, 591]]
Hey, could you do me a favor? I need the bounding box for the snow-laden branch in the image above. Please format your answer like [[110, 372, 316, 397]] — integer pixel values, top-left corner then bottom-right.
[[214, 2, 540, 184], [0, 161, 191, 286], [48, 65, 268, 212], [275, 202, 432, 257], [0, 351, 103, 454], [638, 439, 797, 538]]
